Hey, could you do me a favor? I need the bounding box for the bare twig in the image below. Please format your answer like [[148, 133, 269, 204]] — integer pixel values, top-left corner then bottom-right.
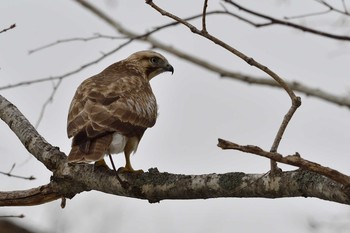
[[202, 0, 209, 33], [35, 79, 62, 128], [284, 9, 332, 20], [223, 0, 350, 41], [0, 164, 35, 180], [314, 0, 350, 16], [28, 33, 126, 54], [342, 0, 349, 14], [217, 138, 350, 187], [0, 24, 16, 34], [0, 214, 25, 218]]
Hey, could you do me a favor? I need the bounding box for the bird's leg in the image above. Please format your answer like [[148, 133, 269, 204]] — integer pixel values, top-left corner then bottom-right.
[[108, 154, 129, 189], [119, 140, 143, 173]]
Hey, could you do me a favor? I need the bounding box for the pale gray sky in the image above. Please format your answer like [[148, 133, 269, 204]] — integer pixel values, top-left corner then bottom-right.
[[1, 0, 350, 232]]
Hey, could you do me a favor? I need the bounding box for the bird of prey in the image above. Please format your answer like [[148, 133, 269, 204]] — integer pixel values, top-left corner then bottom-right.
[[67, 50, 174, 172]]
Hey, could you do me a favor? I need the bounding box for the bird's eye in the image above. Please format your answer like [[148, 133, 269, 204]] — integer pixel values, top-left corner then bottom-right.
[[150, 57, 160, 65]]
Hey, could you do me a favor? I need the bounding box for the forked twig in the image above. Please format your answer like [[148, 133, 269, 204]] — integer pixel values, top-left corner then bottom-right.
[[218, 138, 350, 187], [0, 164, 35, 180]]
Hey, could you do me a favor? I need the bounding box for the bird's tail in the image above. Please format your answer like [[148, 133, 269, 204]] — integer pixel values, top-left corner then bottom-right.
[[67, 134, 113, 163]]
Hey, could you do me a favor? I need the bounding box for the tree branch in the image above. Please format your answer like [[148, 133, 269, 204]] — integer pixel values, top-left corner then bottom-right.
[[0, 183, 64, 206], [0, 95, 349, 206], [217, 138, 350, 187], [2, 165, 350, 206]]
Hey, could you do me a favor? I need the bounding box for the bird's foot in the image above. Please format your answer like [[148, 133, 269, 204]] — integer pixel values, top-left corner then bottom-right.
[[93, 159, 110, 171], [117, 167, 144, 174]]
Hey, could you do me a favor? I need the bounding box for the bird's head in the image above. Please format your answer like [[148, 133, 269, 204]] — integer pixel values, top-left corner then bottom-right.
[[127, 50, 174, 80]]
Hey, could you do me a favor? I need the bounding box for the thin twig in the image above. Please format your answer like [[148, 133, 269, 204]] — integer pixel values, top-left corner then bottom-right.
[[202, 0, 209, 33], [342, 0, 349, 14], [0, 164, 35, 180], [314, 0, 350, 16], [284, 9, 332, 20], [28, 33, 126, 55], [35, 79, 62, 128], [0, 214, 25, 218], [0, 24, 16, 34]]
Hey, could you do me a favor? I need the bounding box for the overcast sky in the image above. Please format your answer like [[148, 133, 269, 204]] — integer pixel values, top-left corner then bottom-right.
[[1, 0, 350, 232]]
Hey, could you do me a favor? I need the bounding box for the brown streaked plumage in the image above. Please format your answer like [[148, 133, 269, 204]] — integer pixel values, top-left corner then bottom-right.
[[67, 50, 173, 172]]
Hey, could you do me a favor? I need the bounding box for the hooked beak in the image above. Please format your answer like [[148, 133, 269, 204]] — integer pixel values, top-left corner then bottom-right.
[[165, 63, 174, 75]]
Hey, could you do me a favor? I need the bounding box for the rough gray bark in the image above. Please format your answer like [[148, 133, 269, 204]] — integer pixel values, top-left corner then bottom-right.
[[0, 94, 349, 206]]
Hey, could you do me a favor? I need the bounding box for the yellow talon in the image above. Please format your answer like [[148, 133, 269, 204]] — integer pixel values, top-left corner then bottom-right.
[[94, 159, 110, 170]]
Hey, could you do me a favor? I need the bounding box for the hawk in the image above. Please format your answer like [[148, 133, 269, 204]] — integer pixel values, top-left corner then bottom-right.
[[67, 50, 173, 172]]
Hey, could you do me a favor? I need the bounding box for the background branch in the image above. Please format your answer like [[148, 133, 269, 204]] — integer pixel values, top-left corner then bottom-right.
[[0, 24, 15, 34], [2, 4, 349, 109], [74, 0, 350, 109], [28, 33, 126, 55], [223, 0, 350, 41], [0, 164, 35, 180]]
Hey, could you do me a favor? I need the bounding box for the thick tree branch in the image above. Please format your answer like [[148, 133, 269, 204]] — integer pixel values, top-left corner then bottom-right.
[[0, 183, 65, 206], [1, 165, 350, 206]]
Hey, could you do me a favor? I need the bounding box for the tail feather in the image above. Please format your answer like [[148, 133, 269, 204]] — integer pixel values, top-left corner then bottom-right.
[[67, 134, 113, 163]]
